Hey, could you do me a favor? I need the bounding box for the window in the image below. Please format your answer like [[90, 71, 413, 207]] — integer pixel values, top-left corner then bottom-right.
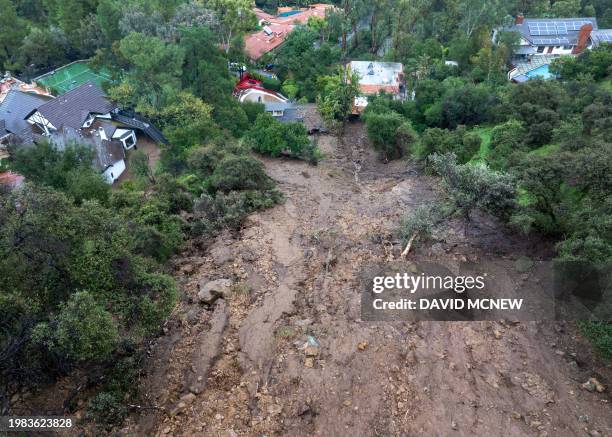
[[537, 46, 545, 53]]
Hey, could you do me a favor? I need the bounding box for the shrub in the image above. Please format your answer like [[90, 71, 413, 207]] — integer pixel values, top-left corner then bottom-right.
[[364, 112, 406, 160], [210, 155, 272, 192]]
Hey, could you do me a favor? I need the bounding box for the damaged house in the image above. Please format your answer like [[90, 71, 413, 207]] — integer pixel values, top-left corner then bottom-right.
[[0, 81, 167, 183]]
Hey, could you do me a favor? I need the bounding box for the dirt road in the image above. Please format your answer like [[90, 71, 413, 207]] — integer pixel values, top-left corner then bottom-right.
[[127, 123, 611, 437]]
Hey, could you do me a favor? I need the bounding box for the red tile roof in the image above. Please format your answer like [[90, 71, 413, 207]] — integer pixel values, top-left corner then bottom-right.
[[245, 4, 334, 60], [0, 171, 25, 188], [244, 23, 293, 60]]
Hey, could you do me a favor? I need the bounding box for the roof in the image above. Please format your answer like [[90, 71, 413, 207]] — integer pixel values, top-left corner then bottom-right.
[[49, 125, 125, 172], [34, 82, 115, 130], [0, 120, 8, 138], [0, 90, 52, 144], [591, 29, 612, 46], [244, 23, 293, 60], [277, 107, 304, 123], [245, 4, 334, 59], [349, 61, 404, 95], [507, 17, 598, 46], [0, 171, 25, 188], [111, 109, 169, 144], [264, 101, 294, 112]]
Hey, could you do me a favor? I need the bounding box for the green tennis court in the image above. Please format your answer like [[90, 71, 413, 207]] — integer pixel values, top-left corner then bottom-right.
[[36, 61, 112, 95]]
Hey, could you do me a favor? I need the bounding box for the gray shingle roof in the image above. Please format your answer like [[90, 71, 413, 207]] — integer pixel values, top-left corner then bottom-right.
[[507, 17, 598, 46], [35, 81, 115, 130], [0, 90, 52, 144]]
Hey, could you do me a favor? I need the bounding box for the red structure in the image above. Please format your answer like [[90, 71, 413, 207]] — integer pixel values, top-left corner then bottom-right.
[[572, 23, 593, 54]]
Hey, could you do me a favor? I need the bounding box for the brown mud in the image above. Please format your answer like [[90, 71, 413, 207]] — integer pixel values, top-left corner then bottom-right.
[[121, 122, 611, 437]]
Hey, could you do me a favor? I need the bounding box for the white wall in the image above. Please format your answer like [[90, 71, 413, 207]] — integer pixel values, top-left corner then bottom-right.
[[102, 159, 126, 184]]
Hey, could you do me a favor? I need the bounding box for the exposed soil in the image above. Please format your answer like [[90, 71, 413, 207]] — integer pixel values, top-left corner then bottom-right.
[[121, 122, 611, 437]]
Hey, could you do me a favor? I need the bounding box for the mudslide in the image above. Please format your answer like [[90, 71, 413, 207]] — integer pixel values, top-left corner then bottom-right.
[[126, 123, 611, 437]]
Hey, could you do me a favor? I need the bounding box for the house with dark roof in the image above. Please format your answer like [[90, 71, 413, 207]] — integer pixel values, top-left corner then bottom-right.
[[0, 89, 53, 146], [26, 81, 139, 152]]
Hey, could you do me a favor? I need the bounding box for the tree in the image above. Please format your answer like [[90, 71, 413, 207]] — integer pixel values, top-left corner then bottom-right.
[[39, 291, 119, 362], [550, 0, 581, 17], [317, 67, 360, 131], [114, 32, 185, 110], [429, 153, 516, 234], [365, 112, 406, 160], [246, 113, 313, 160], [0, 0, 27, 70], [205, 0, 256, 53], [210, 155, 272, 192]]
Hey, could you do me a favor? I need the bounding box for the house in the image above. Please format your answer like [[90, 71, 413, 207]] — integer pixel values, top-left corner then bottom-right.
[[1, 81, 167, 184], [264, 101, 304, 122], [0, 89, 53, 146], [49, 124, 127, 184], [501, 16, 612, 81], [234, 74, 288, 104], [348, 61, 405, 113], [26, 82, 138, 151], [244, 4, 334, 60]]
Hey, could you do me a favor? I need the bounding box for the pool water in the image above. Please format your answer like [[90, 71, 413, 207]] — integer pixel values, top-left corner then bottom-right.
[[278, 10, 301, 17], [525, 64, 554, 80]]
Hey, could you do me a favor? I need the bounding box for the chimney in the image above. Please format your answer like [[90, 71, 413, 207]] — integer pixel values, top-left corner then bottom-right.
[[515, 14, 525, 25], [572, 23, 593, 54]]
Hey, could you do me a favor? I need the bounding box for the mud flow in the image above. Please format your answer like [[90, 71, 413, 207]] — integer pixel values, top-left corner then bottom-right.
[[127, 122, 611, 437]]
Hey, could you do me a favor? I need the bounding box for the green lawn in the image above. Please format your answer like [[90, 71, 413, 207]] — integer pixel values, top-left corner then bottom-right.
[[469, 126, 493, 163], [35, 61, 112, 95]]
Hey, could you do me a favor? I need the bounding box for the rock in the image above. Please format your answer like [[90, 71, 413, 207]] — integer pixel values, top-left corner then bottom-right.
[[181, 264, 194, 274], [188, 300, 229, 394], [578, 415, 589, 423], [210, 245, 233, 266], [180, 393, 197, 403], [10, 393, 19, 403], [555, 350, 565, 356], [581, 378, 604, 393], [343, 399, 352, 407], [215, 413, 224, 421], [304, 357, 315, 368], [357, 341, 368, 351], [186, 308, 201, 324], [268, 404, 282, 415], [494, 330, 503, 340], [305, 345, 320, 357], [198, 278, 233, 304], [162, 426, 172, 434], [530, 420, 542, 428], [511, 411, 521, 420], [451, 420, 458, 430], [589, 430, 601, 437], [430, 243, 445, 255]]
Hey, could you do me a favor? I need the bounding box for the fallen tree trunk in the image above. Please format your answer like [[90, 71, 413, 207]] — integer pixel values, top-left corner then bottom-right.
[[401, 232, 418, 257]]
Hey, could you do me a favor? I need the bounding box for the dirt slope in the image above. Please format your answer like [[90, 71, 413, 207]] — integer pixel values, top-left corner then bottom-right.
[[125, 122, 611, 437]]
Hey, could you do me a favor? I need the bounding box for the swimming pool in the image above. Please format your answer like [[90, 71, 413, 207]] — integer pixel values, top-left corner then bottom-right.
[[278, 10, 301, 17], [524, 64, 554, 80]]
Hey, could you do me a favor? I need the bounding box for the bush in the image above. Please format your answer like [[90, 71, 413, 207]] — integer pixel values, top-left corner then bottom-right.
[[578, 321, 612, 359], [210, 155, 272, 192], [53, 291, 119, 362], [364, 112, 406, 160], [246, 113, 313, 160], [87, 392, 128, 426], [192, 189, 281, 235]]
